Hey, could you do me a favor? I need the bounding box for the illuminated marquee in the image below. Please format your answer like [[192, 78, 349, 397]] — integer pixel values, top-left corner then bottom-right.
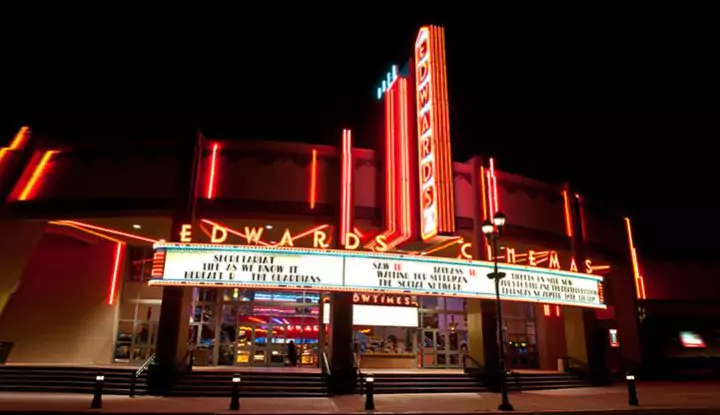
[[415, 25, 455, 240], [151, 242, 606, 309]]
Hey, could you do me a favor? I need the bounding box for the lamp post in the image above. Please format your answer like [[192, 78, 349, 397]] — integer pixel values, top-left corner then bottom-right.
[[482, 211, 514, 411]]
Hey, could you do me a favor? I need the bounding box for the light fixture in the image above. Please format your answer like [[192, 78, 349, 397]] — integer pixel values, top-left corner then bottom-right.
[[132, 224, 141, 229], [265, 225, 273, 229], [492, 211, 506, 228], [481, 220, 494, 235]]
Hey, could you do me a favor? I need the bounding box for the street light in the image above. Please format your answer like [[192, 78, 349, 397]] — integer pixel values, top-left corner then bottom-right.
[[482, 211, 514, 411]]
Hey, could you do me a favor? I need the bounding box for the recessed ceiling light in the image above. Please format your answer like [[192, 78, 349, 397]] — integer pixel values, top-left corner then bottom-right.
[[133, 224, 141, 229], [266, 225, 273, 229]]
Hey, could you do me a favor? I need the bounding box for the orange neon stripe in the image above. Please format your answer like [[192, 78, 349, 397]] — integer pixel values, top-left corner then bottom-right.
[[624, 217, 646, 299], [309, 149, 317, 209], [207, 143, 219, 199], [108, 242, 125, 305], [562, 190, 573, 237], [56, 220, 157, 244], [576, 193, 587, 240], [10, 126, 30, 149], [18, 150, 57, 201], [48, 221, 124, 244], [0, 127, 31, 169], [543, 305, 551, 316]]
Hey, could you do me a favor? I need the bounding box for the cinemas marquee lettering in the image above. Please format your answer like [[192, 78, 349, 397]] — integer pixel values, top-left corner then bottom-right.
[[458, 242, 599, 274]]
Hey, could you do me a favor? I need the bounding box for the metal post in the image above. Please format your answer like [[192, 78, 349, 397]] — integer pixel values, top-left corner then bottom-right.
[[364, 374, 375, 412], [229, 373, 241, 410], [129, 375, 136, 398], [91, 373, 104, 409], [493, 236, 514, 412], [626, 373, 638, 406]]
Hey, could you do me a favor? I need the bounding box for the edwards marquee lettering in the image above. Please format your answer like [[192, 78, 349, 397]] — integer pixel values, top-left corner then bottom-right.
[[151, 242, 605, 309]]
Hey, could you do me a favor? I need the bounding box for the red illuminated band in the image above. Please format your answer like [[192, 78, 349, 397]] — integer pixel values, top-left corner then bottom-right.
[[206, 143, 219, 199], [562, 189, 573, 237], [340, 129, 353, 248], [415, 25, 455, 240], [368, 78, 414, 251], [309, 149, 317, 209], [108, 242, 126, 305]]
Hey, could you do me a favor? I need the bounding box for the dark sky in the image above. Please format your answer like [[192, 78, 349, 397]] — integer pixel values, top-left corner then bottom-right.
[[4, 10, 718, 261]]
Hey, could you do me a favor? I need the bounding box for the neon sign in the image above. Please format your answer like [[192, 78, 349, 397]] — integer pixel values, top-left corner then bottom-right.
[[456, 242, 610, 275], [415, 25, 455, 241], [376, 65, 399, 100]]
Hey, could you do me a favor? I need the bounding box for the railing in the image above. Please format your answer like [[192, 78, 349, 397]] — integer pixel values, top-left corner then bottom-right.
[[462, 354, 485, 373], [129, 353, 155, 397], [560, 356, 590, 380], [321, 352, 332, 396], [507, 369, 522, 392], [354, 353, 365, 396], [321, 352, 331, 377]]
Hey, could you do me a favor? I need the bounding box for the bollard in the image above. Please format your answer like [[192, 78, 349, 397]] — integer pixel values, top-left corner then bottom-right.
[[626, 373, 639, 406], [91, 373, 105, 409], [229, 373, 241, 410], [364, 374, 375, 412]]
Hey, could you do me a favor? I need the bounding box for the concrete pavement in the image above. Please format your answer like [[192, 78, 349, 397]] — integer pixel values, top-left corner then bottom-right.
[[0, 381, 718, 414]]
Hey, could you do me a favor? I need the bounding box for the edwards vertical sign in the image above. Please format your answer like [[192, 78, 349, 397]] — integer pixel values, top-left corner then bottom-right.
[[150, 243, 605, 309]]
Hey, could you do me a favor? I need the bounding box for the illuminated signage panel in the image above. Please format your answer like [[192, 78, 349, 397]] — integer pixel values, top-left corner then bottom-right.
[[151, 243, 605, 309], [415, 25, 455, 240]]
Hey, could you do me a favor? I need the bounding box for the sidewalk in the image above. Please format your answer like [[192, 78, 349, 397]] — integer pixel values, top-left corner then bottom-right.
[[0, 382, 718, 414]]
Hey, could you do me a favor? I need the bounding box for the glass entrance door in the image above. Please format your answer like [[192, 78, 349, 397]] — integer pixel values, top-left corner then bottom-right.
[[420, 329, 466, 367], [233, 324, 288, 366]]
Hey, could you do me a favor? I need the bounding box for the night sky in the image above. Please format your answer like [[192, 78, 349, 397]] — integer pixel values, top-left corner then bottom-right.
[[4, 11, 717, 261]]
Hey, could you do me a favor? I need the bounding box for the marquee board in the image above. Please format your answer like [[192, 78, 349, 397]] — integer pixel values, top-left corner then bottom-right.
[[149, 242, 605, 309]]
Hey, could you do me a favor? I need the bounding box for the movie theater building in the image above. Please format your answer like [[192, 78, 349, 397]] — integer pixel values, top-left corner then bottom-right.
[[0, 26, 642, 388]]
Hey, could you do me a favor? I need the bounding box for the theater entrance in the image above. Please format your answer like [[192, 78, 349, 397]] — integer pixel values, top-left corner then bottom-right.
[[220, 323, 320, 367]]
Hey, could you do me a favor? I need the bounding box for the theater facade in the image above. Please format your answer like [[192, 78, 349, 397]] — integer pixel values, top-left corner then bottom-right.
[[0, 26, 642, 392]]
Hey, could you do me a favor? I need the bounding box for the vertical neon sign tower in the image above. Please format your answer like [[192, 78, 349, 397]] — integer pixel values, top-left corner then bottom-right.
[[415, 25, 455, 241]]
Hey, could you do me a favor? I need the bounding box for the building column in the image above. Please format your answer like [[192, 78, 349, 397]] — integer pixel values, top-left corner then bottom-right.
[[148, 131, 204, 396], [330, 291, 355, 394], [535, 305, 567, 371], [0, 220, 45, 317], [468, 156, 500, 379], [329, 130, 355, 394], [565, 184, 607, 381]]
